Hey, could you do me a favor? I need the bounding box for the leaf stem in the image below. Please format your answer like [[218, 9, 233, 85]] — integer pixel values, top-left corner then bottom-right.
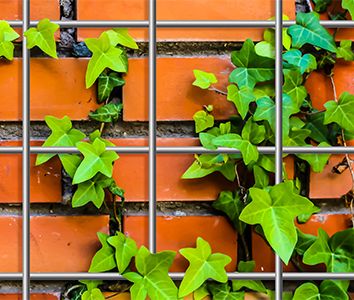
[[239, 233, 250, 261], [208, 86, 227, 96]]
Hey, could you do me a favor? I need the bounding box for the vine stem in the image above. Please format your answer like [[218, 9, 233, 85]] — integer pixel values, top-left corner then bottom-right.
[[99, 98, 109, 134], [208, 86, 227, 96], [330, 74, 354, 228]]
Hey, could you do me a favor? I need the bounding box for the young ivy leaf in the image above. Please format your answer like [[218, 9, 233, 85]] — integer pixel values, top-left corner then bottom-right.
[[342, 0, 354, 19], [36, 116, 86, 166], [82, 288, 105, 300], [193, 110, 214, 133], [324, 92, 354, 133], [208, 282, 244, 300], [60, 154, 82, 178], [0, 21, 20, 60], [97, 72, 125, 103], [192, 69, 218, 89], [336, 40, 354, 61], [241, 118, 266, 145], [107, 232, 138, 274], [296, 142, 330, 173], [23, 18, 59, 58], [178, 237, 231, 298], [89, 103, 123, 123], [288, 12, 337, 53], [239, 181, 319, 264], [72, 138, 119, 184], [293, 280, 349, 300], [88, 232, 116, 272], [303, 228, 354, 272], [283, 49, 317, 74], [227, 85, 255, 119], [229, 39, 275, 89], [105, 28, 138, 49], [85, 31, 128, 88]]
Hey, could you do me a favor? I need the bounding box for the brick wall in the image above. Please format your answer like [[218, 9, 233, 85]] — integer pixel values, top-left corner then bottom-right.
[[0, 0, 353, 298]]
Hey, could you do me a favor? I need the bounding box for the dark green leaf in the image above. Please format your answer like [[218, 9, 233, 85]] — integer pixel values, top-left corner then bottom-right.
[[283, 49, 317, 74], [97, 72, 125, 103], [253, 164, 269, 188], [208, 282, 244, 300], [89, 103, 123, 123], [293, 280, 349, 300], [295, 229, 317, 256]]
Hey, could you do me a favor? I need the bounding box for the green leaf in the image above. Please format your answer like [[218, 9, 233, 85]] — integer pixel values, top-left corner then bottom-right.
[[36, 116, 86, 166], [253, 164, 269, 188], [239, 181, 318, 263], [283, 69, 307, 108], [105, 28, 138, 49], [230, 39, 275, 89], [59, 154, 82, 178], [97, 72, 125, 103], [89, 232, 116, 272], [194, 284, 210, 300], [82, 288, 105, 300], [85, 32, 128, 88], [336, 40, 354, 61], [288, 12, 337, 53], [80, 280, 103, 292], [213, 191, 246, 234], [89, 130, 115, 147], [293, 280, 349, 300], [208, 283, 244, 300], [73, 138, 119, 184], [324, 92, 354, 133], [0, 21, 20, 60], [343, 0, 354, 19], [109, 181, 125, 198], [312, 0, 332, 13], [304, 112, 330, 143], [283, 49, 317, 74], [255, 41, 275, 59], [303, 228, 354, 272], [200, 133, 218, 150], [212, 134, 259, 165], [193, 69, 218, 89], [107, 232, 138, 273], [89, 103, 123, 123], [295, 229, 317, 256], [124, 246, 178, 300], [241, 118, 266, 145], [178, 237, 231, 298], [297, 142, 330, 172], [193, 110, 214, 133], [182, 160, 218, 179], [227, 85, 255, 119], [23, 18, 59, 58], [266, 290, 293, 300]]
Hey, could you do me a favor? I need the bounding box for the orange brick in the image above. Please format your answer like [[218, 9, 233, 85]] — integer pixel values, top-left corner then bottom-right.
[[0, 295, 60, 300], [0, 215, 109, 272], [124, 215, 237, 272], [0, 58, 98, 121], [0, 141, 61, 203], [123, 57, 236, 121], [77, 0, 295, 42]]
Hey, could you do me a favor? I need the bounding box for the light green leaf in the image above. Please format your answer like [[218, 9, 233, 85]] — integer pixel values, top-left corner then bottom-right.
[[0, 21, 20, 60], [194, 284, 210, 300], [283, 69, 307, 108], [283, 49, 317, 74], [288, 12, 337, 53], [253, 164, 269, 188], [73, 138, 119, 184], [82, 288, 105, 300], [240, 181, 318, 263], [23, 18, 59, 58], [36, 116, 86, 166], [232, 261, 267, 293], [89, 103, 123, 123], [324, 92, 354, 133], [178, 237, 231, 298], [336, 40, 354, 61], [182, 160, 218, 179], [85, 32, 128, 88], [208, 282, 244, 300], [303, 228, 354, 272], [193, 70, 218, 89], [105, 28, 138, 49], [107, 232, 138, 273], [293, 280, 349, 300], [297, 142, 330, 172], [255, 41, 275, 59], [60, 154, 82, 178], [241, 118, 266, 145], [193, 110, 214, 133], [295, 229, 317, 256], [343, 0, 354, 19], [227, 85, 255, 119], [97, 72, 125, 103], [89, 232, 116, 272]]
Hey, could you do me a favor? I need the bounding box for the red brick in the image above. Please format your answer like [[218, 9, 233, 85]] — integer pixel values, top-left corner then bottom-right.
[[0, 215, 109, 272], [0, 295, 60, 300], [0, 141, 61, 203], [0, 58, 97, 121], [124, 215, 237, 272], [77, 0, 295, 42]]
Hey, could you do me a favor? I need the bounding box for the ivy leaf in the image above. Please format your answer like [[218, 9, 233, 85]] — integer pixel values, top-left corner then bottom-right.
[[36, 116, 86, 166], [182, 160, 218, 179], [304, 112, 330, 143], [89, 232, 116, 272], [97, 72, 125, 103], [239, 181, 319, 263], [194, 284, 210, 300], [294, 229, 317, 256], [283, 69, 307, 108], [303, 228, 354, 272], [253, 165, 269, 188], [212, 133, 259, 165], [23, 18, 59, 58], [283, 49, 317, 74], [324, 92, 354, 133], [107, 232, 138, 273], [85, 32, 128, 88], [124, 246, 178, 300], [293, 280, 349, 300], [193, 110, 214, 133], [227, 85, 255, 119], [297, 142, 330, 172], [229, 39, 275, 89], [73, 138, 119, 184], [60, 154, 82, 178], [0, 21, 20, 60], [82, 288, 105, 300], [105, 28, 138, 49], [312, 0, 332, 13], [200, 132, 218, 150], [241, 118, 266, 145], [212, 191, 246, 234], [208, 283, 244, 300], [342, 0, 354, 19], [336, 40, 354, 61], [178, 237, 231, 298], [89, 103, 123, 123], [288, 12, 337, 53], [193, 69, 218, 89]]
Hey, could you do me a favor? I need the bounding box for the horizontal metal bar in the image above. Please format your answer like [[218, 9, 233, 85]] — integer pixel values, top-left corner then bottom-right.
[[0, 272, 353, 281], [5, 20, 354, 28]]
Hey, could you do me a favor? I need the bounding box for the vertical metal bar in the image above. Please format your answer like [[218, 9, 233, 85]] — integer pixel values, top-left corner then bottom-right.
[[275, 0, 284, 299], [148, 0, 157, 253], [22, 0, 30, 298]]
